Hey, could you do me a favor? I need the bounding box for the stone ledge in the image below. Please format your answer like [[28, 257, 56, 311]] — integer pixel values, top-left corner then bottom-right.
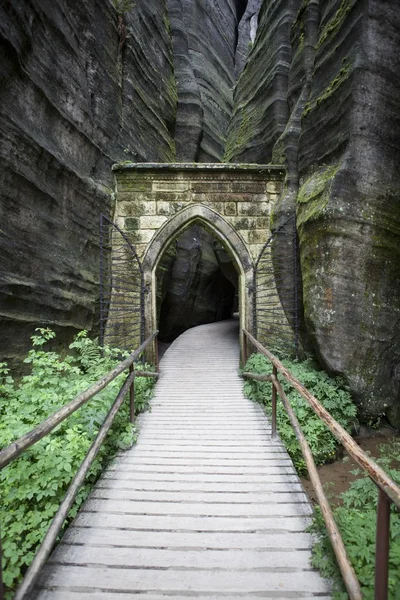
[[112, 161, 285, 176]]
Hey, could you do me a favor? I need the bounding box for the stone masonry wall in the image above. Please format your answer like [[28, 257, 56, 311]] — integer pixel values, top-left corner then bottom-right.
[[109, 163, 285, 357], [112, 163, 284, 263]]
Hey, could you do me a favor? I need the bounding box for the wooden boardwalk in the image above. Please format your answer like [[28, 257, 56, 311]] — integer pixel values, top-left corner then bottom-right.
[[35, 319, 331, 599]]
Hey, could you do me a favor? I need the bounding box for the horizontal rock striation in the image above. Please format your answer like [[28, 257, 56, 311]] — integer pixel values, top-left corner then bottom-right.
[[168, 0, 261, 162], [0, 0, 177, 367], [296, 0, 400, 425], [224, 0, 300, 163], [227, 0, 400, 426]]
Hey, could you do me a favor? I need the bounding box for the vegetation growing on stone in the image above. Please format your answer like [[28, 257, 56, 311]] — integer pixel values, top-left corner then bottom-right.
[[316, 0, 352, 50]]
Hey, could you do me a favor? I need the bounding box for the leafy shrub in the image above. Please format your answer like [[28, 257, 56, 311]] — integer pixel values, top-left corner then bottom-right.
[[243, 353, 357, 473], [0, 329, 156, 596], [310, 440, 400, 599]]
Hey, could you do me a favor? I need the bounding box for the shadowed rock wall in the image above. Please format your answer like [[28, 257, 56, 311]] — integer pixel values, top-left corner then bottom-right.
[[227, 0, 400, 425], [0, 0, 177, 366], [0, 0, 264, 367], [167, 0, 261, 162], [157, 225, 237, 342]]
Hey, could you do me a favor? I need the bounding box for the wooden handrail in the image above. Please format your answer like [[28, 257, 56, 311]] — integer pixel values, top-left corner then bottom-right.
[[243, 329, 400, 509], [272, 375, 362, 600], [0, 331, 158, 600], [242, 328, 400, 600], [0, 332, 158, 469]]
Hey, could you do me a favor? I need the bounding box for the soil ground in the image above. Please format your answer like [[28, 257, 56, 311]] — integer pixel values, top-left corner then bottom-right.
[[301, 426, 400, 506]]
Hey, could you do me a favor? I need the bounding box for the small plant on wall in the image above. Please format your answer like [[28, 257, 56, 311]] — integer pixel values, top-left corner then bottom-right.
[[113, 0, 135, 53]]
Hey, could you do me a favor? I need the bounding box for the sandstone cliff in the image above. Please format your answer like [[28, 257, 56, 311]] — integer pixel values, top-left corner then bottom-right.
[[0, 0, 178, 366], [227, 0, 400, 425], [0, 0, 259, 367], [1, 0, 399, 427]]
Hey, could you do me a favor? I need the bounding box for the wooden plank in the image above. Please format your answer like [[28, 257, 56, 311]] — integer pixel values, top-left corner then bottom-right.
[[36, 565, 330, 594], [73, 512, 311, 532], [83, 498, 313, 516], [49, 545, 314, 570], [90, 489, 310, 504], [96, 479, 305, 493], [37, 592, 332, 600], [34, 320, 330, 599], [62, 527, 316, 549]]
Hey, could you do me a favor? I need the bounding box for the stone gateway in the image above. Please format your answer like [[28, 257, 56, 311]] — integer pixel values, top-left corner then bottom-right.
[[110, 163, 285, 360]]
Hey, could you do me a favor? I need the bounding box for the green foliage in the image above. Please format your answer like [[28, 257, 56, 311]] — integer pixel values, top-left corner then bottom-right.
[[113, 0, 135, 14], [0, 329, 156, 596], [243, 352, 400, 597], [309, 440, 400, 599], [243, 353, 357, 473]]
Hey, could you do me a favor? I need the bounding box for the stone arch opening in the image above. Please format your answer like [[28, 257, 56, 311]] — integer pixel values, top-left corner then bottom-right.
[[142, 204, 253, 361], [156, 223, 239, 344]]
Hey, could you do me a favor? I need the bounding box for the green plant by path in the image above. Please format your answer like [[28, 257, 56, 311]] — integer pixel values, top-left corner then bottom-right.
[[0, 328, 156, 597], [242, 352, 400, 597], [242, 352, 357, 473], [310, 440, 400, 599]]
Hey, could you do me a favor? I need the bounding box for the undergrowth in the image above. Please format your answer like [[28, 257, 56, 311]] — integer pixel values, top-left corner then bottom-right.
[[243, 352, 357, 473], [310, 440, 400, 599], [242, 352, 400, 598], [0, 328, 156, 597]]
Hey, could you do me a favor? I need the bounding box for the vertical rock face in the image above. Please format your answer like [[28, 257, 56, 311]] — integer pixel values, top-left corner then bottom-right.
[[228, 0, 400, 425], [296, 0, 400, 425], [224, 0, 300, 163], [167, 0, 261, 162], [0, 0, 263, 368], [0, 0, 177, 366]]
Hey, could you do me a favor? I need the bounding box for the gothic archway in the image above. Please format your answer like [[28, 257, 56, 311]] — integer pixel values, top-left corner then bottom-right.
[[142, 204, 254, 363]]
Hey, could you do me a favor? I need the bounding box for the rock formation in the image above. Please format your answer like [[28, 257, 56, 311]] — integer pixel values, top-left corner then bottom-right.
[[0, 0, 260, 367], [227, 0, 400, 425], [166, 0, 260, 161], [0, 0, 177, 367], [1, 0, 399, 426]]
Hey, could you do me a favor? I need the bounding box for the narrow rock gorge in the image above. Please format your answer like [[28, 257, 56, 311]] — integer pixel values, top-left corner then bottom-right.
[[1, 0, 400, 425]]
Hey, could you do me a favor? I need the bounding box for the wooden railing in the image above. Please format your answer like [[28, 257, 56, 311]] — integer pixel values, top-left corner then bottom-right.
[[0, 332, 159, 600], [242, 329, 400, 600]]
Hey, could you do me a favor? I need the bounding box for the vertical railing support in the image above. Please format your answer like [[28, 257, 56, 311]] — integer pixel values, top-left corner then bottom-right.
[[0, 532, 4, 600], [271, 365, 277, 439], [375, 489, 391, 600], [155, 337, 160, 374], [242, 329, 248, 366], [129, 364, 135, 423], [99, 213, 105, 351], [292, 217, 299, 357]]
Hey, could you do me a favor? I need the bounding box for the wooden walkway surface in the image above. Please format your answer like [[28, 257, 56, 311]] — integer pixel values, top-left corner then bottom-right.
[[35, 319, 331, 599]]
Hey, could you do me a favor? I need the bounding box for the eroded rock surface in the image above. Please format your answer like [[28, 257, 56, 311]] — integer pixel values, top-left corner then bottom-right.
[[167, 0, 260, 162], [0, 0, 177, 366], [0, 0, 261, 367], [228, 0, 400, 425]]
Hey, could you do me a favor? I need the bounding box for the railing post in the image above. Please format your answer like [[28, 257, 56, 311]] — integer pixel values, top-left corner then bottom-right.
[[242, 330, 248, 366], [0, 532, 4, 600], [155, 336, 159, 373], [375, 489, 391, 600], [129, 365, 135, 423], [271, 365, 277, 439]]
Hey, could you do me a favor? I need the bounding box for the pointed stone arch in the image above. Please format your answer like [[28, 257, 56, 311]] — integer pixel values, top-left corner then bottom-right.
[[142, 204, 254, 362], [142, 204, 253, 276]]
